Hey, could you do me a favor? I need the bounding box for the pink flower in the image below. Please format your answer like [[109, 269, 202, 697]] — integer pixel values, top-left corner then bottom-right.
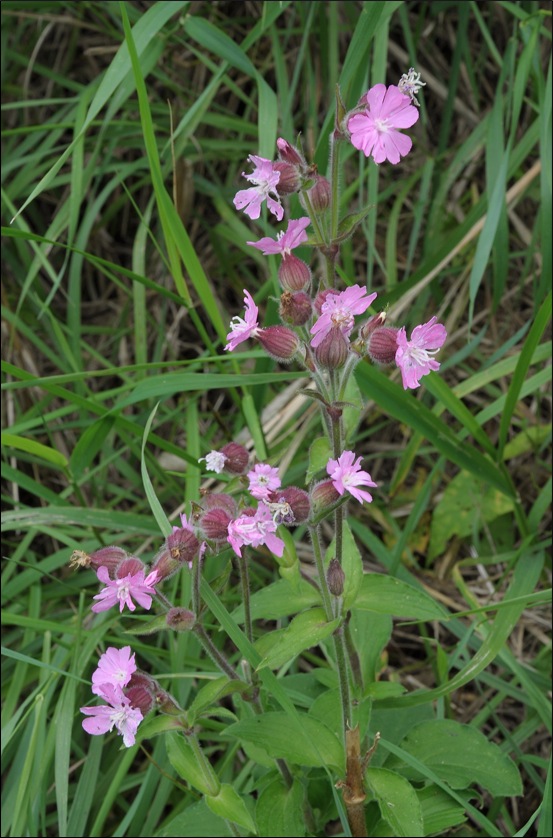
[[326, 451, 377, 505], [347, 84, 419, 165], [173, 513, 194, 533], [310, 285, 377, 348], [224, 289, 261, 352], [233, 155, 284, 221], [91, 646, 137, 696], [248, 463, 281, 500], [227, 504, 285, 558], [395, 316, 447, 389], [91, 565, 159, 613], [247, 217, 311, 256], [81, 682, 143, 748]]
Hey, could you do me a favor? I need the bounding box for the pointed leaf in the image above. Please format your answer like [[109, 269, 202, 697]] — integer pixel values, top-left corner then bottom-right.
[[255, 608, 340, 671], [205, 784, 256, 833], [366, 767, 424, 837]]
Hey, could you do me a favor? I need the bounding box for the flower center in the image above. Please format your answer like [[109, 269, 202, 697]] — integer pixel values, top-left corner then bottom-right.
[[374, 117, 389, 133]]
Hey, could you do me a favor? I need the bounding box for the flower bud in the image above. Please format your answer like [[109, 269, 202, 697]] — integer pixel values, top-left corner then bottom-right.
[[166, 607, 196, 631], [308, 175, 331, 212], [313, 288, 339, 315], [125, 672, 157, 714], [117, 556, 147, 578], [220, 442, 249, 475], [276, 138, 306, 167], [278, 253, 311, 292], [267, 486, 310, 525], [311, 479, 340, 515], [359, 311, 386, 340], [314, 327, 349, 369], [257, 326, 300, 362], [279, 291, 312, 326], [273, 161, 301, 195], [201, 493, 238, 516], [366, 326, 399, 365], [155, 688, 185, 716], [327, 558, 345, 597], [201, 506, 234, 542]]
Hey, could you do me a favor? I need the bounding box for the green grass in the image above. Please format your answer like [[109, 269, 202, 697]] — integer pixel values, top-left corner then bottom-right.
[[1, 1, 551, 836]]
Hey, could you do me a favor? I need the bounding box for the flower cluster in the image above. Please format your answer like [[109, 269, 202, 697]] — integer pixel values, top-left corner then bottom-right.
[[227, 74, 446, 388]]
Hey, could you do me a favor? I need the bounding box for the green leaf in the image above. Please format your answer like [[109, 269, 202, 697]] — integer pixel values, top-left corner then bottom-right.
[[336, 204, 374, 243], [255, 777, 306, 838], [69, 416, 115, 478], [205, 784, 256, 833], [429, 471, 515, 559], [158, 799, 232, 837], [231, 578, 320, 623], [226, 712, 344, 771], [386, 719, 523, 796], [366, 767, 424, 837], [307, 436, 332, 482], [141, 403, 172, 537], [354, 574, 447, 621], [1, 432, 68, 468], [187, 677, 250, 725], [255, 608, 340, 671], [416, 785, 467, 836], [165, 734, 218, 797]]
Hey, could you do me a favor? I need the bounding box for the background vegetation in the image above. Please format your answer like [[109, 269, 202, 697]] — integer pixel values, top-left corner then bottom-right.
[[1, 1, 551, 836]]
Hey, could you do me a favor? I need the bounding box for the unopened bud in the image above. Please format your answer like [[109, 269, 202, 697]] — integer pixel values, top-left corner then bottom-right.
[[311, 479, 340, 515], [366, 327, 399, 365], [220, 442, 249, 475], [257, 326, 300, 362], [359, 311, 386, 340], [314, 327, 349, 369], [155, 688, 185, 716], [278, 253, 311, 292], [327, 558, 345, 597], [279, 291, 312, 326], [166, 607, 196, 631], [273, 161, 301, 195], [117, 557, 147, 578], [201, 506, 234, 542], [125, 672, 157, 714], [276, 138, 306, 167], [201, 493, 238, 516], [308, 175, 331, 212]]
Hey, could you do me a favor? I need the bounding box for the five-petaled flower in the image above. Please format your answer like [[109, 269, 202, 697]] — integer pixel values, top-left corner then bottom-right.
[[247, 217, 311, 256], [311, 285, 377, 348], [91, 646, 137, 695], [326, 451, 377, 505], [91, 565, 159, 613], [233, 155, 284, 221], [395, 316, 447, 389], [247, 463, 281, 501], [227, 504, 285, 558], [224, 289, 261, 352], [348, 84, 419, 165], [81, 682, 143, 748]]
